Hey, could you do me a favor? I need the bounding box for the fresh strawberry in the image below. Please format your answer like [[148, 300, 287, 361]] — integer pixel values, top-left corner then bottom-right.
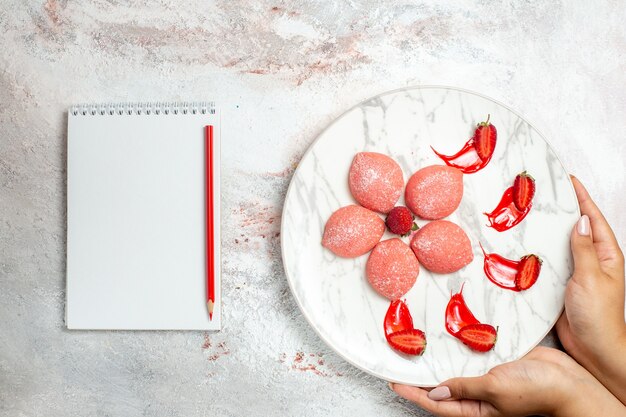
[[473, 115, 497, 161], [387, 329, 427, 355], [385, 206, 417, 236], [515, 254, 542, 291], [512, 171, 535, 211], [456, 323, 497, 352]]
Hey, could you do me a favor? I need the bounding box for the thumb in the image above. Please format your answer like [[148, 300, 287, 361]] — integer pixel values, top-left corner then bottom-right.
[[430, 374, 497, 401], [571, 215, 600, 275]]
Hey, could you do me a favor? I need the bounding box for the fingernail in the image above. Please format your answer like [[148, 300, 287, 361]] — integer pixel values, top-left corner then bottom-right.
[[428, 386, 451, 401], [577, 215, 590, 236], [388, 382, 394, 391]]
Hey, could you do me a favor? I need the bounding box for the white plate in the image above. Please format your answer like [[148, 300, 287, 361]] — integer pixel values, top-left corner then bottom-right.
[[281, 86, 579, 386]]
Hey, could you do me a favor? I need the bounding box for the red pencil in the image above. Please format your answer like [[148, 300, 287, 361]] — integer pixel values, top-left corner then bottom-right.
[[205, 125, 215, 320]]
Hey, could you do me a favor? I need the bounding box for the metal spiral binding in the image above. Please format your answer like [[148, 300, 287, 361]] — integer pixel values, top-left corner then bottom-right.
[[70, 102, 216, 116]]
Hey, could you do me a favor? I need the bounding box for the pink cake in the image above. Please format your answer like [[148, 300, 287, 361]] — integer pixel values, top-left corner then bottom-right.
[[405, 165, 463, 219], [322, 205, 385, 258], [366, 238, 420, 299], [410, 220, 473, 273], [349, 152, 404, 213]]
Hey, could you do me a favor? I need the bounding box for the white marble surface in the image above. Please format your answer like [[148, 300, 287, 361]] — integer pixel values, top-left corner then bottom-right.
[[282, 87, 579, 386], [1, 1, 625, 416]]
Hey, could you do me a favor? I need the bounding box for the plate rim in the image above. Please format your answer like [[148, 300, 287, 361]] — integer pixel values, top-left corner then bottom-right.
[[280, 84, 580, 386]]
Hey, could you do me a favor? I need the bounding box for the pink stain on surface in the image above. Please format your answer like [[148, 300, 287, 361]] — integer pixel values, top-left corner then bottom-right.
[[265, 161, 298, 178], [270, 6, 299, 16], [201, 333, 212, 349], [293, 36, 370, 85], [204, 341, 230, 362], [44, 0, 62, 26], [85, 10, 371, 86], [283, 352, 342, 377], [233, 201, 281, 252]]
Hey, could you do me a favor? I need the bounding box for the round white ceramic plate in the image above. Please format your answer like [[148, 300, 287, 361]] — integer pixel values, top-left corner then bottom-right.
[[281, 86, 579, 386]]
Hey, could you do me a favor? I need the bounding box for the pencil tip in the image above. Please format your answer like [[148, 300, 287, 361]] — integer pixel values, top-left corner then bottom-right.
[[207, 300, 214, 320]]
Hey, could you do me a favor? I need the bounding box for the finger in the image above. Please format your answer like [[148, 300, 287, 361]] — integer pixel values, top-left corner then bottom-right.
[[570, 214, 601, 274], [390, 383, 489, 417], [438, 374, 497, 401], [571, 177, 620, 248], [571, 176, 624, 273]]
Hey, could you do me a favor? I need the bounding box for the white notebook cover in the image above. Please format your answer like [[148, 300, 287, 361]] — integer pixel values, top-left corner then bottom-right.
[[66, 103, 221, 330]]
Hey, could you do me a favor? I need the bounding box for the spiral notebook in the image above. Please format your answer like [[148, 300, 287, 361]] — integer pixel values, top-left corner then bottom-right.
[[66, 102, 221, 330]]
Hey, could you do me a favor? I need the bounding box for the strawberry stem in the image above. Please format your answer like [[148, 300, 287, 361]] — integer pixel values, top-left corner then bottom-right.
[[478, 114, 491, 127]]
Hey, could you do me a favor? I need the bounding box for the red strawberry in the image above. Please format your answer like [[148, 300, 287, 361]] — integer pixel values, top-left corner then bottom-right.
[[387, 329, 427, 355], [385, 206, 417, 236], [456, 323, 497, 352], [512, 171, 535, 211], [515, 254, 542, 291], [473, 115, 497, 161]]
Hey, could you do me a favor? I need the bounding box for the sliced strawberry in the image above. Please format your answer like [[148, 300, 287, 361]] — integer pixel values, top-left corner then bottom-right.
[[456, 323, 497, 352], [385, 206, 417, 236], [445, 284, 480, 335], [384, 299, 414, 339], [473, 115, 497, 161], [515, 254, 542, 290], [387, 329, 427, 355], [512, 171, 535, 211]]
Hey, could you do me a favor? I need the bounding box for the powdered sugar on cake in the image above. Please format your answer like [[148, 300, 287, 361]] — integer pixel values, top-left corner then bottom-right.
[[322, 205, 385, 258], [410, 220, 473, 274], [366, 238, 419, 300], [405, 165, 463, 220], [349, 152, 404, 213]]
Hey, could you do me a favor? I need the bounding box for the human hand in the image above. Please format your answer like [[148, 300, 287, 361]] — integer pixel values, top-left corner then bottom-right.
[[555, 176, 626, 403], [390, 346, 625, 417]]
